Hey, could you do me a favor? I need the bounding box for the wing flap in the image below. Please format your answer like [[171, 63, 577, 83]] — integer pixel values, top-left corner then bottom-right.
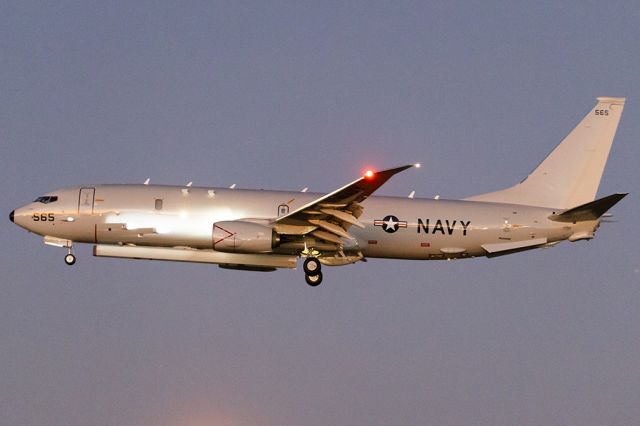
[[320, 208, 365, 228], [308, 219, 354, 240]]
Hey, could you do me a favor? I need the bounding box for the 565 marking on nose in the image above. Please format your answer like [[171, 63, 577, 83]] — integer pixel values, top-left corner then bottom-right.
[[32, 213, 55, 221]]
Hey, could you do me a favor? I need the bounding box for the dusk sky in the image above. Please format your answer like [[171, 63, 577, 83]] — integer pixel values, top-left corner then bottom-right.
[[2, 1, 639, 425]]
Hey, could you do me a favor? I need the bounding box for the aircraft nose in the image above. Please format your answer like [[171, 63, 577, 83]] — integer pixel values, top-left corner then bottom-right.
[[10, 210, 14, 222]]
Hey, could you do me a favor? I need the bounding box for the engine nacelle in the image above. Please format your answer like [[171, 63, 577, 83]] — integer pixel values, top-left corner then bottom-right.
[[213, 221, 279, 254]]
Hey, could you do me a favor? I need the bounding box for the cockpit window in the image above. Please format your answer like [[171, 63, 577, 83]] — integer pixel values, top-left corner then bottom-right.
[[34, 196, 58, 204]]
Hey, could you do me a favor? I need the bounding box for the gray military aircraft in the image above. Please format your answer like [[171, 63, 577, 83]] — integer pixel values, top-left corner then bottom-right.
[[10, 97, 627, 286]]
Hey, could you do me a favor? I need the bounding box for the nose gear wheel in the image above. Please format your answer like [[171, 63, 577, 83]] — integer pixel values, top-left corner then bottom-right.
[[64, 245, 76, 265]]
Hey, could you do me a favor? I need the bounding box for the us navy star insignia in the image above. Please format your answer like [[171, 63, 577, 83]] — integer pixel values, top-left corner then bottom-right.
[[374, 215, 408, 233]]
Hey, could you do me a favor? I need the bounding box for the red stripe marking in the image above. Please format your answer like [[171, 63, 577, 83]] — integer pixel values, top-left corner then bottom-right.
[[213, 224, 236, 245]]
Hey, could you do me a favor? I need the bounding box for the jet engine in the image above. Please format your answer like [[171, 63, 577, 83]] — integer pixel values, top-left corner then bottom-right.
[[213, 221, 280, 254]]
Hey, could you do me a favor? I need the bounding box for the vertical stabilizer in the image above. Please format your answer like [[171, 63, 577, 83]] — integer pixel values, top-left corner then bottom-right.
[[466, 97, 625, 209]]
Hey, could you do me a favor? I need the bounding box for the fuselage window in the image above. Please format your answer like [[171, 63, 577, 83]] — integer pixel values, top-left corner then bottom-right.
[[34, 196, 58, 204], [155, 199, 163, 210]]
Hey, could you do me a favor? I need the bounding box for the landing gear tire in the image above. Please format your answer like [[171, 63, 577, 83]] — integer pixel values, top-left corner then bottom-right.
[[305, 271, 323, 287], [64, 253, 76, 266], [303, 257, 321, 276]]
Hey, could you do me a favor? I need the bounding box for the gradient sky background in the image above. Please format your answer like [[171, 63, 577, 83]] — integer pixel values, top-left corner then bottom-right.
[[2, 1, 639, 425]]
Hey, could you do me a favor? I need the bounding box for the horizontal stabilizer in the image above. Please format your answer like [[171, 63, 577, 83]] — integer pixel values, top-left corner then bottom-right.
[[549, 193, 627, 222]]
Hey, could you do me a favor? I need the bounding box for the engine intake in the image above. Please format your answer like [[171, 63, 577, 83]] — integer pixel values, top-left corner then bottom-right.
[[213, 221, 279, 254]]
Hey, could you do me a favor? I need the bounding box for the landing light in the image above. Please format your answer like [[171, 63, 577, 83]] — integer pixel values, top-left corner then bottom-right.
[[415, 163, 421, 168], [364, 170, 375, 179]]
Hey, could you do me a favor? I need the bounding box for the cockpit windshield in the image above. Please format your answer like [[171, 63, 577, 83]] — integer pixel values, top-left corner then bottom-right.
[[34, 196, 58, 204]]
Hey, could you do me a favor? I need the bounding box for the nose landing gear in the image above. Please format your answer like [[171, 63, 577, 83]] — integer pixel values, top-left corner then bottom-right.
[[64, 246, 76, 265]]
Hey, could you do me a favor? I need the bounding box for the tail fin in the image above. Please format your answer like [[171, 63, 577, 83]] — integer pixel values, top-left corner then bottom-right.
[[466, 97, 626, 209]]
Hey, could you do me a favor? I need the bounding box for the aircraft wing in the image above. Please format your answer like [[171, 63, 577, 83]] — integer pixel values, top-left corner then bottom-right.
[[275, 164, 416, 244]]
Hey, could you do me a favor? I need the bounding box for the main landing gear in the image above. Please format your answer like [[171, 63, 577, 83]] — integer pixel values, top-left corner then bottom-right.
[[303, 257, 322, 287]]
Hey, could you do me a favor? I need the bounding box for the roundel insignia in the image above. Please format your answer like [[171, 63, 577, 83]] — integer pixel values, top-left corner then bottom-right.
[[374, 215, 408, 233]]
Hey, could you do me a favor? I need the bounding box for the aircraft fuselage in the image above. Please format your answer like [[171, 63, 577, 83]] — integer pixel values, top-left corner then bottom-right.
[[12, 184, 585, 261]]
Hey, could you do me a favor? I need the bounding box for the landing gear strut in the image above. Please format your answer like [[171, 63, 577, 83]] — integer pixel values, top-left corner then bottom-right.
[[64, 246, 76, 265], [303, 257, 322, 287]]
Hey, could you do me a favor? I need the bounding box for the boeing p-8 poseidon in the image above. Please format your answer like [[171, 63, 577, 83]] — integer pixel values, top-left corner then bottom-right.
[[10, 97, 627, 286]]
